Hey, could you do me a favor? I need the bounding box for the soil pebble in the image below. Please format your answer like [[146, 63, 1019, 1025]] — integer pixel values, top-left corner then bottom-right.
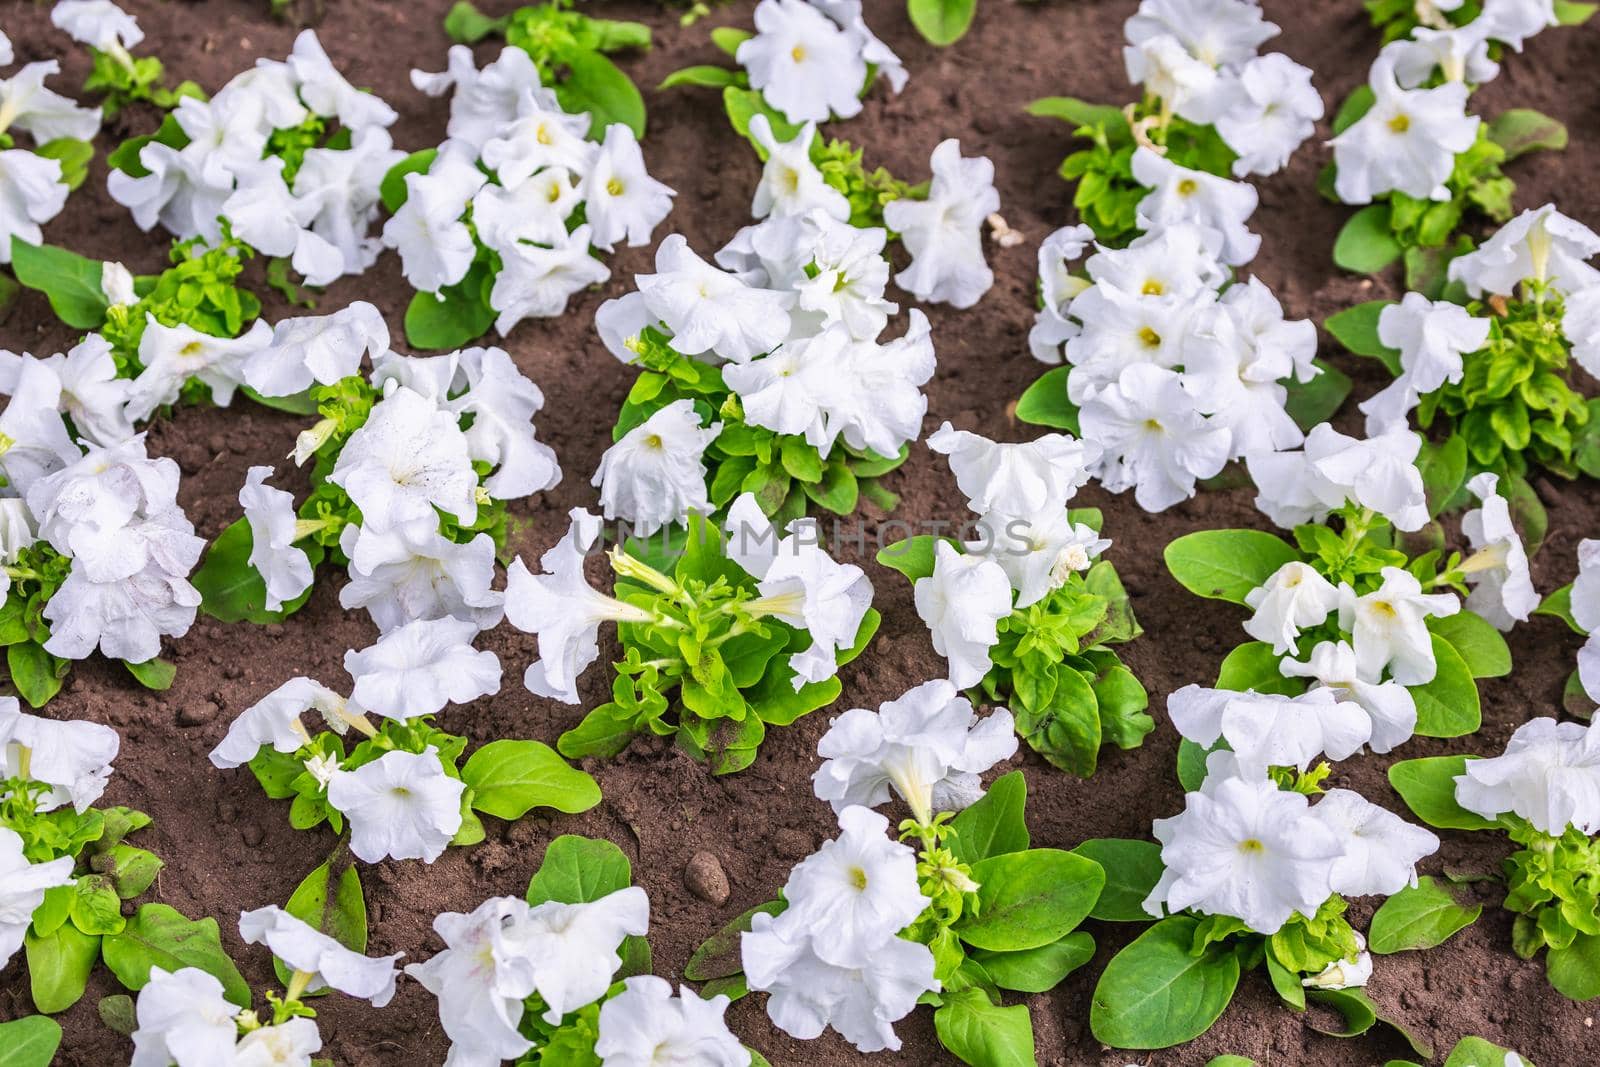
[[177, 700, 219, 727], [683, 850, 731, 905]]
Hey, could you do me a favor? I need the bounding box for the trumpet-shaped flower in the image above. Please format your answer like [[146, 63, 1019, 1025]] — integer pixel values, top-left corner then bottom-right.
[[1178, 293, 1311, 459], [208, 676, 352, 768], [883, 139, 998, 309], [829, 311, 936, 458], [1301, 933, 1373, 991], [738, 0, 868, 124], [1080, 362, 1231, 512], [1243, 561, 1339, 655], [41, 542, 202, 663], [0, 62, 102, 143], [128, 967, 241, 1067], [1481, 0, 1559, 50], [0, 827, 75, 968], [232, 1019, 322, 1067], [1123, 35, 1228, 124], [1460, 473, 1538, 630], [343, 616, 501, 721], [1447, 203, 1600, 298], [287, 29, 396, 130], [1248, 423, 1429, 532], [1359, 293, 1490, 432], [1124, 0, 1280, 69], [328, 385, 478, 532], [1311, 788, 1439, 897], [413, 45, 545, 149], [339, 524, 504, 635], [239, 906, 402, 1006], [125, 316, 273, 420], [1215, 53, 1324, 176], [489, 228, 611, 334], [521, 887, 650, 1023], [974, 510, 1110, 608], [505, 508, 655, 704], [592, 399, 720, 537], [41, 335, 136, 446], [1280, 640, 1419, 753], [928, 422, 1097, 517], [723, 327, 842, 452], [813, 679, 1017, 819], [1330, 52, 1479, 203], [1388, 26, 1498, 88], [380, 141, 486, 294], [1455, 717, 1600, 835], [913, 542, 1013, 688], [1168, 684, 1372, 775], [243, 302, 390, 398], [594, 976, 749, 1067], [0, 148, 68, 264], [473, 169, 580, 255], [1338, 567, 1459, 685], [749, 115, 849, 221], [291, 127, 404, 283], [479, 97, 595, 187], [327, 746, 465, 863], [1144, 772, 1342, 933], [636, 235, 792, 363], [0, 354, 85, 493], [240, 466, 313, 613], [1131, 148, 1260, 266], [583, 123, 675, 252], [0, 698, 121, 812], [1566, 285, 1600, 381], [1029, 224, 1096, 362], [51, 1, 143, 50], [405, 896, 543, 1066]]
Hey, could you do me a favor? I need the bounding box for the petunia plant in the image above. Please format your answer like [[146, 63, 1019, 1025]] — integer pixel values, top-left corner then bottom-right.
[[1016, 221, 1351, 512], [408, 834, 768, 1066], [1165, 424, 1536, 773], [192, 329, 561, 632], [50, 0, 201, 118], [690, 745, 1109, 1066], [1388, 715, 1600, 1002], [0, 701, 252, 1020], [1325, 1, 1591, 293], [878, 426, 1152, 776], [380, 42, 674, 349], [1029, 0, 1321, 246], [1090, 747, 1440, 1051], [506, 500, 879, 774], [0, 58, 101, 265], [208, 618, 601, 866], [1326, 204, 1600, 490]]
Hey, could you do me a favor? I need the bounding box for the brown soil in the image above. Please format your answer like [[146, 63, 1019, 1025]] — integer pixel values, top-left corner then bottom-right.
[[3, 0, 1599, 1064]]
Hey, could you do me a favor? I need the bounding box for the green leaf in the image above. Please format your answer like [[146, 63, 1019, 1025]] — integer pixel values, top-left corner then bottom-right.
[[1015, 667, 1101, 776], [1387, 755, 1501, 830], [405, 261, 496, 351], [558, 701, 642, 760], [526, 835, 632, 905], [7, 642, 68, 708], [1324, 300, 1401, 373], [70, 876, 127, 934], [1410, 635, 1481, 737], [34, 138, 94, 191], [194, 518, 316, 624], [24, 925, 100, 1013], [1090, 915, 1241, 1050], [875, 534, 955, 582], [908, 0, 978, 46], [442, 0, 508, 43], [1547, 932, 1600, 1000], [1015, 367, 1080, 431], [1555, 0, 1596, 22], [1487, 109, 1567, 161], [949, 770, 1029, 865], [685, 900, 785, 982], [1163, 529, 1301, 605], [0, 1016, 63, 1067], [1331, 84, 1376, 135], [1265, 951, 1304, 1010], [933, 988, 1035, 1067], [1368, 876, 1480, 954], [1176, 737, 1216, 793], [1416, 435, 1468, 519], [461, 739, 601, 820], [969, 932, 1095, 993], [1306, 987, 1376, 1037], [1027, 97, 1131, 138], [1206, 1059, 1256, 1067], [1284, 360, 1352, 432], [710, 26, 753, 56], [9, 239, 109, 329], [1536, 583, 1581, 632], [379, 149, 439, 213], [1334, 204, 1403, 274], [1215, 642, 1302, 695], [95, 845, 163, 900], [955, 848, 1104, 952], [124, 657, 176, 690], [101, 904, 250, 1007], [274, 860, 366, 990], [1445, 1036, 1536, 1066], [241, 386, 320, 416], [723, 87, 803, 152], [1070, 838, 1163, 922], [659, 65, 739, 90], [1428, 612, 1511, 678], [555, 50, 646, 140]]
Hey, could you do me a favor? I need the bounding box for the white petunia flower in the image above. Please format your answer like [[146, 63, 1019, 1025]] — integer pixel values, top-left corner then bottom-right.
[[489, 228, 612, 335], [724, 327, 843, 454], [243, 302, 390, 398], [1455, 717, 1600, 835], [0, 61, 102, 142], [127, 967, 240, 1067], [738, 0, 868, 124], [1122, 34, 1228, 125], [1124, 0, 1279, 69], [748, 114, 849, 222], [636, 235, 792, 363], [1565, 285, 1600, 380], [974, 510, 1110, 609], [327, 747, 465, 863], [1302, 932, 1374, 991], [1359, 293, 1490, 433], [105, 138, 230, 243], [343, 616, 501, 721], [37, 335, 135, 446], [1131, 147, 1260, 266], [1459, 473, 1538, 630], [413, 45, 543, 150], [328, 385, 478, 533], [1447, 203, 1600, 299], [1338, 567, 1459, 685], [1028, 224, 1096, 363], [0, 826, 75, 968], [287, 30, 397, 130], [1144, 772, 1341, 933], [1329, 51, 1479, 204], [913, 542, 1013, 689], [1214, 53, 1324, 177], [473, 168, 581, 255], [239, 906, 402, 1006], [504, 508, 655, 704], [0, 700, 121, 812], [1575, 539, 1600, 704], [1243, 561, 1340, 655], [1079, 362, 1232, 513], [239, 466, 314, 613], [208, 676, 353, 768], [1178, 288, 1312, 459], [1280, 640, 1419, 754], [1480, 0, 1559, 51], [813, 678, 1017, 819], [479, 96, 595, 187], [594, 976, 749, 1067], [592, 399, 720, 537], [0, 357, 82, 495], [828, 310, 936, 458], [0, 148, 69, 264], [883, 139, 999, 309], [1247, 423, 1429, 532], [927, 422, 1098, 517], [405, 896, 543, 1066], [1388, 25, 1498, 87], [521, 887, 651, 1023], [1312, 788, 1439, 897], [125, 316, 274, 421], [380, 141, 486, 294], [582, 123, 675, 252], [292, 126, 405, 284], [339, 524, 504, 635], [232, 1018, 322, 1067], [1168, 684, 1373, 775]]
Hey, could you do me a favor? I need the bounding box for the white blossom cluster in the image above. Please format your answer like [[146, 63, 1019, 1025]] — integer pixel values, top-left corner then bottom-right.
[[241, 311, 561, 631], [210, 617, 501, 863], [406, 888, 748, 1067], [1455, 716, 1600, 835], [1145, 750, 1439, 965], [1123, 0, 1323, 177], [108, 30, 403, 287], [736, 0, 906, 125], [393, 45, 674, 333], [741, 805, 938, 1053], [0, 48, 102, 262], [912, 425, 1111, 685], [1330, 0, 1556, 205], [1030, 221, 1318, 511]]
